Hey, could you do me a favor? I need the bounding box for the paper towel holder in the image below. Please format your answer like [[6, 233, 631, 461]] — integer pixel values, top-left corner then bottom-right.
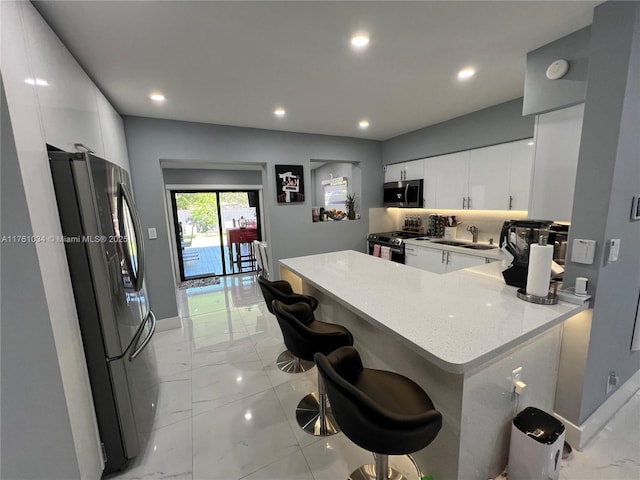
[[516, 281, 559, 305]]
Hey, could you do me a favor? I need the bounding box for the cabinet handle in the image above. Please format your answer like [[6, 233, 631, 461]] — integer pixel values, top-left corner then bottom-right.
[[467, 196, 472, 209], [441, 250, 446, 263], [509, 195, 513, 210], [446, 251, 450, 264], [462, 197, 467, 209]]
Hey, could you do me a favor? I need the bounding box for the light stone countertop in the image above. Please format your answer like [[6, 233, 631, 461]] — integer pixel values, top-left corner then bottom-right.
[[403, 237, 505, 260], [280, 250, 587, 374]]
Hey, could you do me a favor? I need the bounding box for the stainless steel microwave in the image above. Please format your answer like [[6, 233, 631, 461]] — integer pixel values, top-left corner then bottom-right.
[[383, 179, 424, 208]]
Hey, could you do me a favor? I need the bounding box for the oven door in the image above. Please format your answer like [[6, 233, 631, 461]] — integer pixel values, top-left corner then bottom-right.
[[368, 241, 405, 264]]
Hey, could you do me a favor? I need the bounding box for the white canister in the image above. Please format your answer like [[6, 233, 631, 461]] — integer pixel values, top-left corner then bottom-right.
[[444, 226, 457, 240], [575, 277, 588, 296]]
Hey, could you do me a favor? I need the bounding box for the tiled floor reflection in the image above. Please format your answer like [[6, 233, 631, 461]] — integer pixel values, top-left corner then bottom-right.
[[110, 274, 640, 480]]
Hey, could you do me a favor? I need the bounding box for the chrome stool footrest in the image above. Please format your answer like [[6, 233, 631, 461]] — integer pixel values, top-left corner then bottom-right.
[[295, 392, 340, 436], [276, 350, 314, 373]]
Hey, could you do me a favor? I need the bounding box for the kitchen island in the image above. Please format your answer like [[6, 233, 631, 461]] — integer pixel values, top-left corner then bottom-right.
[[280, 250, 587, 480]]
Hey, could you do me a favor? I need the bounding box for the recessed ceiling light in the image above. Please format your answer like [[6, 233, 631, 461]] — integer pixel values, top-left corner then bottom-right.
[[150, 93, 165, 102], [351, 34, 370, 48], [528, 141, 534, 146], [274, 108, 286, 117], [359, 120, 370, 129], [457, 68, 476, 80]]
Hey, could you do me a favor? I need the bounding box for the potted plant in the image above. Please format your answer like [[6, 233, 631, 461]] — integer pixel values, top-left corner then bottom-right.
[[345, 193, 357, 220]]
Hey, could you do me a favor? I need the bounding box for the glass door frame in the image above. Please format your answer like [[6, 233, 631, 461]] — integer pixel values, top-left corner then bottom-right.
[[168, 188, 263, 282]]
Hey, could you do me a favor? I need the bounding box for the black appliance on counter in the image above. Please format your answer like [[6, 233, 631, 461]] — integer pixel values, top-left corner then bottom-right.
[[500, 220, 569, 289], [367, 230, 425, 263], [383, 179, 424, 208]]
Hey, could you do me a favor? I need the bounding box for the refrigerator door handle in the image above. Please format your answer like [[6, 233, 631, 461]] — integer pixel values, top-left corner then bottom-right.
[[129, 310, 157, 361], [118, 182, 145, 292]]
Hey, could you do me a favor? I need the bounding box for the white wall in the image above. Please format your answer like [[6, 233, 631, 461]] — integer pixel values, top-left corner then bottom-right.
[[0, 1, 131, 478]]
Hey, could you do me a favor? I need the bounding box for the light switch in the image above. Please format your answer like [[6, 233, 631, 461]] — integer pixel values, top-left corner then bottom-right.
[[571, 239, 596, 264], [148, 227, 157, 240]]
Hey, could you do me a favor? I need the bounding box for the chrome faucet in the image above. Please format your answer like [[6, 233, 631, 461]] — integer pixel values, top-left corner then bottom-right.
[[467, 225, 479, 243]]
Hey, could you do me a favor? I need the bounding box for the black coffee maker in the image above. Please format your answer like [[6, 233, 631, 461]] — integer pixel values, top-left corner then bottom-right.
[[500, 220, 553, 288]]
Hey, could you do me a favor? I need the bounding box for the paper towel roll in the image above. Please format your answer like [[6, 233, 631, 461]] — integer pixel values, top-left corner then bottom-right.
[[526, 243, 554, 297]]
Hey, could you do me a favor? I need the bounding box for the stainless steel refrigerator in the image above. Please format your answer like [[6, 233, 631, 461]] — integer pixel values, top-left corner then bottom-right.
[[49, 151, 158, 475]]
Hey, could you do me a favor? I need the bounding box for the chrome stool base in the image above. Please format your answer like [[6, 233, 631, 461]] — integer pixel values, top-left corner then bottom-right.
[[348, 453, 420, 480], [295, 392, 340, 436], [348, 466, 406, 480], [276, 350, 314, 373]]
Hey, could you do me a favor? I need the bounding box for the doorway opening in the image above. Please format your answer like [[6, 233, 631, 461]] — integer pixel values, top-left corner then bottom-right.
[[170, 190, 262, 281]]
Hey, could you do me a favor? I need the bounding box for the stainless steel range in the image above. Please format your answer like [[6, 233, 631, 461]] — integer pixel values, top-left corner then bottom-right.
[[367, 231, 425, 263]]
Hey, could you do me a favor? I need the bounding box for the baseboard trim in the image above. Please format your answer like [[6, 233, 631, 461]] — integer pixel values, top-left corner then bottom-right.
[[155, 315, 181, 332], [555, 369, 640, 451]]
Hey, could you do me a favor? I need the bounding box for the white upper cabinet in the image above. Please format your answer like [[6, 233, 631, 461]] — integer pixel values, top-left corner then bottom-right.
[[508, 139, 535, 211], [384, 160, 424, 183], [22, 4, 104, 156], [529, 104, 584, 222], [429, 151, 470, 209], [423, 139, 534, 211], [468, 143, 511, 210], [95, 90, 131, 171], [404, 160, 424, 181]]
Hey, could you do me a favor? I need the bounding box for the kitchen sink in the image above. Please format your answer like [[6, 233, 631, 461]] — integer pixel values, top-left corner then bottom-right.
[[462, 244, 497, 250], [431, 239, 468, 246]]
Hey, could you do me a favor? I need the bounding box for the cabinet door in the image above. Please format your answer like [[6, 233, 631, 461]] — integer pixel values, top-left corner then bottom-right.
[[430, 151, 470, 209], [22, 4, 103, 156], [384, 163, 404, 183], [445, 252, 486, 272], [405, 245, 446, 273], [529, 104, 584, 222], [508, 139, 534, 211], [422, 158, 437, 209], [96, 90, 130, 171], [468, 143, 511, 210], [404, 160, 424, 181]]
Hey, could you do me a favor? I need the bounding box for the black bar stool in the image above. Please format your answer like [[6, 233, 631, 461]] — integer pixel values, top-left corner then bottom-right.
[[272, 300, 353, 437], [257, 276, 317, 373], [315, 346, 442, 480]]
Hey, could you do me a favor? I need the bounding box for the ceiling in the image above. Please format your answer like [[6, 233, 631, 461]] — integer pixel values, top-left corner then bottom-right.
[[33, 1, 598, 141]]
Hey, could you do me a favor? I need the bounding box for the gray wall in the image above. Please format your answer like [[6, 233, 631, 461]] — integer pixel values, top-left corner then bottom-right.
[[124, 116, 381, 321], [311, 162, 355, 207], [523, 27, 591, 116], [381, 98, 534, 164], [561, 1, 640, 423], [1, 80, 81, 480], [162, 168, 262, 186]]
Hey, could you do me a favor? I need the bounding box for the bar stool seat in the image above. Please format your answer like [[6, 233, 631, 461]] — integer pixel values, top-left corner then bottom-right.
[[315, 346, 442, 480], [273, 300, 353, 437], [257, 276, 318, 373]]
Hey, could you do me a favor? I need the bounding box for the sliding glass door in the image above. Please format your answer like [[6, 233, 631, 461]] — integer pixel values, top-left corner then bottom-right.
[[171, 190, 261, 281]]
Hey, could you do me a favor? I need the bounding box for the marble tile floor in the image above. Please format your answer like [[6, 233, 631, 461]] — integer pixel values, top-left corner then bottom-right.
[[110, 273, 640, 480]]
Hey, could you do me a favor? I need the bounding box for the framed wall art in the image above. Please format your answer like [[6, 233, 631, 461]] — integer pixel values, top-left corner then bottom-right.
[[275, 165, 305, 203]]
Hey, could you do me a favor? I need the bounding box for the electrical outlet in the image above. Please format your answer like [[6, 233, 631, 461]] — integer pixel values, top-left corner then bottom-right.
[[606, 371, 619, 395]]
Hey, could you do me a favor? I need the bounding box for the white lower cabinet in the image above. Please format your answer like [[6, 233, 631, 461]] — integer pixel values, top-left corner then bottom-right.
[[405, 244, 489, 274], [445, 251, 487, 272], [405, 245, 446, 273]]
